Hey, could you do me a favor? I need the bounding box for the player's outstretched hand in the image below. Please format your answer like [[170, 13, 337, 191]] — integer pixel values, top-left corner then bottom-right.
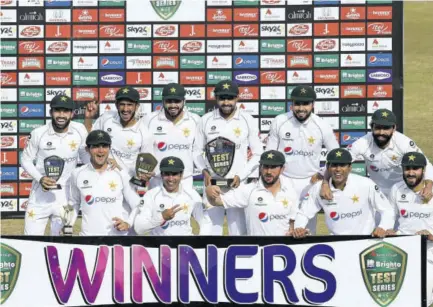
[[372, 227, 386, 238], [161, 204, 182, 221], [85, 100, 99, 118], [112, 217, 130, 231], [293, 228, 309, 239], [39, 176, 57, 191], [420, 182, 433, 203], [230, 175, 241, 188]]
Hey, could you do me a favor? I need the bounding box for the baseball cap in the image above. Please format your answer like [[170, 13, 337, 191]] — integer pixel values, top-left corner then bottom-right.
[[326, 148, 352, 164], [162, 83, 186, 100], [371, 109, 397, 126], [160, 156, 185, 173], [115, 86, 140, 102], [213, 80, 239, 97], [290, 85, 317, 102], [259, 150, 285, 166], [86, 130, 112, 146], [401, 152, 427, 168], [50, 95, 75, 110]]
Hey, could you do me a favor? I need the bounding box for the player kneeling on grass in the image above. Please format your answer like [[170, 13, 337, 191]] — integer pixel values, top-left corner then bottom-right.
[[134, 156, 212, 236], [61, 130, 141, 236], [293, 148, 396, 238], [386, 152, 433, 305], [205, 150, 298, 236]]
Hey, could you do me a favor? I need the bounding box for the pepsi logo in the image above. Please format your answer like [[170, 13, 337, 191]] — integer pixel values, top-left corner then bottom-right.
[[303, 193, 309, 201], [235, 57, 243, 65], [330, 211, 339, 221], [400, 209, 408, 218], [284, 147, 293, 155], [258, 212, 268, 222], [370, 165, 379, 172], [101, 58, 110, 66], [85, 195, 94, 205], [369, 56, 377, 64], [157, 142, 167, 151], [161, 221, 169, 229], [343, 135, 351, 141], [20, 106, 29, 114]]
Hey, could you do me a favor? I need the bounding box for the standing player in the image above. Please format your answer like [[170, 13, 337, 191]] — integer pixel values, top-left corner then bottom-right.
[[386, 152, 433, 305], [134, 156, 212, 235], [21, 95, 89, 235], [266, 85, 339, 234], [293, 148, 395, 237], [62, 130, 141, 236], [193, 80, 264, 235], [205, 150, 298, 236], [142, 83, 200, 189]]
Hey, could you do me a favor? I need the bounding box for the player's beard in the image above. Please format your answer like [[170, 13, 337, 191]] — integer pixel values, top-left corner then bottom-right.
[[164, 104, 184, 120], [52, 116, 71, 131], [118, 109, 136, 125], [261, 174, 279, 187], [293, 109, 312, 123], [372, 132, 393, 147], [403, 173, 424, 188], [219, 103, 236, 116]]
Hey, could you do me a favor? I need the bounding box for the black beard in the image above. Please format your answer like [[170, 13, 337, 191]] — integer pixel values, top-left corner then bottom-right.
[[293, 110, 312, 123], [219, 105, 236, 116], [52, 118, 71, 131], [372, 133, 392, 147], [118, 110, 136, 125], [164, 105, 183, 120], [403, 175, 423, 188], [261, 175, 279, 187]]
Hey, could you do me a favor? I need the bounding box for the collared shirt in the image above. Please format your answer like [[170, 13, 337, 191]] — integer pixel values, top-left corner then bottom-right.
[[69, 164, 141, 236], [21, 121, 89, 186], [348, 131, 433, 196], [266, 112, 339, 179], [389, 181, 433, 235], [92, 112, 154, 177], [143, 109, 200, 179], [193, 107, 263, 180], [295, 173, 395, 235], [219, 176, 298, 235], [134, 184, 212, 236]]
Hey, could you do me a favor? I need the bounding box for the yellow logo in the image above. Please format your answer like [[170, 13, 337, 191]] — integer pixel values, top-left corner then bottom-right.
[[121, 88, 129, 94], [381, 111, 388, 118], [127, 139, 135, 148], [408, 154, 416, 161], [27, 209, 35, 219], [108, 181, 117, 191], [233, 127, 241, 137], [307, 136, 315, 145], [183, 128, 190, 137], [168, 159, 175, 165], [282, 198, 289, 208], [68, 140, 77, 151], [223, 83, 230, 89], [267, 153, 274, 159], [351, 195, 359, 203], [170, 87, 176, 93], [335, 151, 342, 157]]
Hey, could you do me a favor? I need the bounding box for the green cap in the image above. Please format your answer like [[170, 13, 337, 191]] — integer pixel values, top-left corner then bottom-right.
[[213, 79, 239, 97], [259, 150, 285, 166], [86, 130, 111, 146], [162, 83, 186, 100], [371, 108, 397, 126], [160, 156, 185, 173], [401, 152, 427, 168], [115, 86, 140, 102], [326, 148, 352, 164], [50, 95, 75, 110], [290, 85, 317, 102]]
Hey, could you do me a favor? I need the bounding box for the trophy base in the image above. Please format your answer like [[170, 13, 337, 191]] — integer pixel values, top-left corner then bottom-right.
[[211, 179, 233, 188], [63, 225, 73, 237], [130, 177, 147, 187]]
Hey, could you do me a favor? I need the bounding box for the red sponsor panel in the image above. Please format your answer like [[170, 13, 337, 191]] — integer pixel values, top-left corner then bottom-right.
[[73, 8, 98, 23], [73, 88, 98, 101], [287, 55, 312, 68], [20, 25, 42, 38], [207, 8, 232, 22], [0, 151, 18, 165], [19, 182, 33, 197], [287, 39, 312, 53], [180, 71, 205, 85], [99, 24, 125, 38], [46, 25, 71, 39], [341, 6, 366, 20], [238, 86, 259, 100], [126, 72, 152, 85], [1, 183, 18, 197], [19, 136, 30, 149], [18, 57, 44, 70], [233, 8, 259, 21], [19, 41, 44, 55], [153, 56, 179, 69], [99, 9, 125, 22], [288, 24, 311, 36], [341, 85, 366, 98], [20, 168, 33, 180], [233, 24, 259, 37], [153, 40, 179, 53], [181, 41, 203, 53], [341, 22, 366, 36], [154, 25, 177, 37], [46, 72, 71, 86], [207, 24, 232, 38], [367, 85, 393, 98], [314, 70, 340, 84], [47, 41, 69, 53], [314, 23, 339, 36], [367, 6, 392, 20], [260, 71, 286, 84], [73, 25, 98, 38], [179, 24, 205, 38], [207, 87, 216, 101], [99, 87, 120, 101], [367, 22, 392, 35], [1, 72, 17, 86]]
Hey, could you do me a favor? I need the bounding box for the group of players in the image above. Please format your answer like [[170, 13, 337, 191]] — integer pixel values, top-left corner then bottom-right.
[[21, 80, 432, 302]]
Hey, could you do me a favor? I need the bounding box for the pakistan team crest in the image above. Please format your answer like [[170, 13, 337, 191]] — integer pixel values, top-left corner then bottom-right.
[[0, 243, 21, 304], [150, 0, 181, 20], [359, 242, 407, 307]]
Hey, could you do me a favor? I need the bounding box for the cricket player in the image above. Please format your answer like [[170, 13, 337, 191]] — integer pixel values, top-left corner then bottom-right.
[[193, 80, 264, 235], [134, 156, 212, 236], [293, 148, 395, 237], [321, 109, 433, 200], [21, 95, 89, 236], [205, 150, 298, 236], [62, 130, 141, 236], [386, 152, 433, 305], [142, 83, 200, 189], [266, 85, 339, 235]]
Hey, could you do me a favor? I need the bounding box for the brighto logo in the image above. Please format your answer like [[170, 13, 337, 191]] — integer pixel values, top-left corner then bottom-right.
[[161, 219, 189, 229], [283, 147, 314, 156], [157, 142, 191, 151], [85, 195, 116, 205], [111, 148, 133, 159], [400, 209, 431, 219], [258, 212, 288, 222], [329, 209, 362, 221]]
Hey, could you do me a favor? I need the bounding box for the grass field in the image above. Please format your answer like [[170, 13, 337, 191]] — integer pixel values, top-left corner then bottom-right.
[[1, 2, 432, 237]]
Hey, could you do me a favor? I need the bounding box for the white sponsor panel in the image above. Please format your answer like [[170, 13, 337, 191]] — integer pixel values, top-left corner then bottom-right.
[[0, 120, 17, 133], [314, 38, 339, 52], [153, 24, 178, 38], [0, 199, 18, 212], [207, 55, 232, 69], [18, 24, 44, 38], [185, 87, 205, 100], [73, 0, 98, 6], [73, 40, 98, 54], [45, 41, 71, 54], [287, 23, 312, 37], [0, 57, 17, 70], [340, 54, 366, 67], [152, 71, 179, 85], [18, 0, 42, 6], [314, 6, 339, 20], [367, 38, 393, 51], [99, 40, 124, 54], [208, 0, 232, 5], [233, 39, 258, 53], [18, 72, 44, 86], [322, 116, 340, 130], [0, 9, 16, 23], [314, 100, 340, 115], [127, 0, 205, 22], [45, 88, 71, 101], [207, 40, 232, 53], [260, 55, 285, 68], [126, 24, 152, 38], [341, 0, 366, 3], [288, 0, 312, 3], [238, 102, 259, 116], [261, 86, 286, 100], [72, 56, 98, 70], [287, 70, 312, 84], [1, 89, 17, 102], [260, 7, 285, 21], [0, 25, 16, 38], [341, 38, 366, 52], [138, 103, 152, 117], [180, 40, 205, 53], [46, 9, 71, 23], [260, 23, 285, 37], [1, 135, 17, 149], [126, 56, 152, 69], [260, 118, 272, 132], [99, 103, 116, 115], [314, 85, 340, 99], [367, 100, 393, 113]]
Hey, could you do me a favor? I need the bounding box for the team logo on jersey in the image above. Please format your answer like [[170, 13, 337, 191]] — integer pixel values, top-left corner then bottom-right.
[[258, 212, 269, 222], [351, 195, 359, 203], [233, 127, 241, 137], [307, 136, 315, 145], [157, 142, 168, 151], [330, 211, 340, 221], [127, 139, 135, 148], [255, 196, 266, 206], [281, 198, 289, 208], [68, 140, 78, 151], [85, 195, 95, 205], [108, 181, 117, 191], [182, 128, 190, 137]]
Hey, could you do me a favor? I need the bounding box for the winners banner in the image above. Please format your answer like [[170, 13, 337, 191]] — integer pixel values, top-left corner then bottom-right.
[[0, 236, 427, 306]]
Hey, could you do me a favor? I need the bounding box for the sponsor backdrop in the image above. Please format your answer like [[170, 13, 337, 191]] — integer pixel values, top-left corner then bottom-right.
[[0, 0, 403, 216], [0, 235, 426, 306]]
